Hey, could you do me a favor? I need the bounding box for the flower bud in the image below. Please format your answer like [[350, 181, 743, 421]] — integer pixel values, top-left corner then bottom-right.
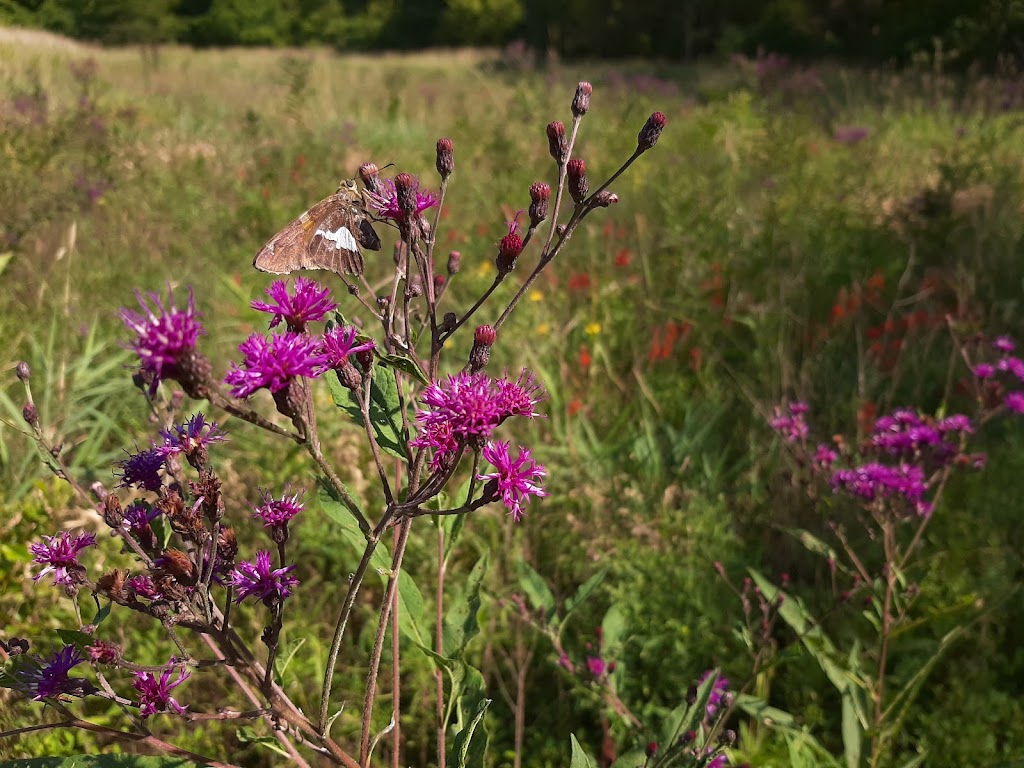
[[103, 494, 124, 529], [22, 402, 38, 428], [567, 158, 588, 204], [15, 361, 30, 382], [546, 121, 568, 164], [436, 137, 455, 179], [469, 325, 497, 372], [528, 182, 550, 227], [637, 111, 667, 152], [406, 275, 423, 298], [720, 729, 737, 746], [572, 81, 592, 117], [359, 162, 382, 194], [434, 273, 446, 291], [645, 742, 658, 759], [394, 172, 417, 219], [593, 190, 619, 207], [447, 250, 461, 275], [496, 224, 524, 275], [87, 640, 122, 665]]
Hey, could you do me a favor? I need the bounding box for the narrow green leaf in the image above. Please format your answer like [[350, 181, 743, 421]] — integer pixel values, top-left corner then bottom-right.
[[378, 352, 430, 386], [841, 686, 862, 768], [237, 726, 292, 758], [601, 603, 627, 654], [516, 559, 556, 622], [443, 551, 489, 657], [55, 629, 93, 650], [563, 567, 608, 620], [273, 637, 306, 680], [569, 734, 599, 768], [449, 662, 491, 768], [609, 747, 647, 768], [93, 600, 112, 627]]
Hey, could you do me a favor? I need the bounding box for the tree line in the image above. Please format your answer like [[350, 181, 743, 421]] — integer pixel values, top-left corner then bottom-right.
[[2, 0, 1022, 67]]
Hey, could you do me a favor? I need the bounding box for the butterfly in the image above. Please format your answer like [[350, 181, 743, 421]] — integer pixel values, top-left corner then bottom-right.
[[252, 178, 382, 277]]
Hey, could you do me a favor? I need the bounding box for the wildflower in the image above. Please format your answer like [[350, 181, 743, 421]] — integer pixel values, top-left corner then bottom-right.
[[814, 443, 837, 468], [528, 182, 550, 227], [495, 369, 546, 420], [999, 356, 1024, 381], [116, 446, 165, 492], [365, 175, 438, 223], [435, 137, 455, 179], [320, 325, 376, 370], [230, 551, 299, 606], [699, 670, 730, 721], [585, 322, 602, 336], [973, 363, 996, 379], [87, 640, 122, 665], [567, 158, 588, 204], [586, 656, 606, 677], [546, 120, 568, 164], [250, 277, 337, 332], [572, 81, 592, 117], [1006, 392, 1024, 414], [123, 503, 159, 551], [17, 645, 90, 700], [419, 371, 503, 442], [134, 665, 190, 718], [251, 487, 304, 528], [478, 441, 548, 522], [769, 402, 809, 443], [120, 287, 206, 395], [637, 111, 667, 152], [127, 574, 160, 599], [224, 331, 327, 399], [410, 418, 459, 470], [831, 463, 929, 514], [30, 531, 96, 586], [469, 325, 497, 372], [496, 219, 524, 275], [706, 754, 729, 768], [157, 413, 227, 461], [994, 335, 1016, 353]]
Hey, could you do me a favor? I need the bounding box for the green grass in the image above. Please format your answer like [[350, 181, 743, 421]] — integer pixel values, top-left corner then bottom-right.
[[3, 29, 1024, 768]]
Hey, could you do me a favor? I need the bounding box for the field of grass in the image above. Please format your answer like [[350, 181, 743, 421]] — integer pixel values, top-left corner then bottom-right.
[[3, 28, 1024, 768]]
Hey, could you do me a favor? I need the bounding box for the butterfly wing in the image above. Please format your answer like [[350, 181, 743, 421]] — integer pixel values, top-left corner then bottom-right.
[[252, 191, 365, 276]]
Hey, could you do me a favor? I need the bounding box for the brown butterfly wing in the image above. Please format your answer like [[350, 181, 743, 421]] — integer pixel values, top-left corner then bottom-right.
[[252, 191, 364, 276]]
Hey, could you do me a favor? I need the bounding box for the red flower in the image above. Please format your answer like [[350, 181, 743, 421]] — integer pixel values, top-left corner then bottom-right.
[[614, 249, 631, 267], [579, 346, 592, 370]]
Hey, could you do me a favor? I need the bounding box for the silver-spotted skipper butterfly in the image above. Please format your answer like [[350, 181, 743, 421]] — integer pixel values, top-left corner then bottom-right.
[[252, 178, 382, 277]]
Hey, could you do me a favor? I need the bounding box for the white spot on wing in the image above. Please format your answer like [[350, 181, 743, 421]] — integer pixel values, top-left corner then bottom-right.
[[315, 226, 358, 251]]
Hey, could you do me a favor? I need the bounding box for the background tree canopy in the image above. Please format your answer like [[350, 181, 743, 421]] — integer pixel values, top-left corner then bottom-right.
[[2, 0, 1023, 67]]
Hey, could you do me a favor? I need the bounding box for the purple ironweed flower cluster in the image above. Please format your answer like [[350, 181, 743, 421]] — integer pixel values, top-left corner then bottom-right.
[[251, 487, 305, 528], [251, 276, 338, 331], [478, 441, 548, 522], [365, 174, 439, 222], [320, 325, 376, 369], [134, 665, 190, 718], [30, 531, 96, 587], [699, 669, 731, 721], [769, 401, 809, 443], [157, 413, 227, 463], [15, 645, 90, 701], [120, 287, 206, 395], [224, 331, 328, 399], [970, 334, 1024, 414], [229, 550, 300, 607]]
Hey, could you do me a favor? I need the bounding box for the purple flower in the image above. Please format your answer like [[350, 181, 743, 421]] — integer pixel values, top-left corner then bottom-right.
[[410, 418, 459, 470], [17, 645, 89, 700], [157, 413, 227, 459], [30, 531, 96, 586], [120, 287, 204, 394], [936, 414, 973, 434], [814, 443, 837, 468], [251, 487, 305, 528], [831, 462, 929, 514], [699, 669, 730, 721], [127, 574, 160, 599], [365, 176, 438, 222], [706, 755, 729, 768], [769, 401, 810, 443], [224, 331, 328, 398], [994, 335, 1016, 353], [134, 665, 190, 718], [998, 356, 1024, 381], [116, 446, 165, 491], [418, 371, 504, 442], [321, 325, 376, 369], [1006, 391, 1024, 414], [229, 551, 299, 606], [586, 656, 606, 677], [251, 277, 337, 331], [494, 369, 547, 420], [973, 363, 996, 379], [87, 640, 121, 664], [478, 441, 548, 522]]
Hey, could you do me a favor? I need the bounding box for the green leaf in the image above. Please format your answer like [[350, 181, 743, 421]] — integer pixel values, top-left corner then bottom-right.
[[327, 364, 409, 461], [317, 486, 426, 646], [449, 662, 491, 768], [443, 551, 489, 657], [378, 352, 430, 387], [563, 567, 608, 621], [55, 629, 93, 650], [236, 726, 292, 758], [93, 600, 112, 627], [785, 527, 841, 565], [658, 668, 720, 748], [735, 693, 800, 728], [569, 734, 599, 768], [273, 636, 306, 680], [0, 758, 207, 767], [516, 559, 556, 623], [609, 747, 647, 768], [601, 603, 627, 654]]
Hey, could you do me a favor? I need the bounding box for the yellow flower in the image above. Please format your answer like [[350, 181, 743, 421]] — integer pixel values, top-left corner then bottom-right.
[[529, 290, 544, 302], [536, 323, 551, 336], [585, 322, 602, 336]]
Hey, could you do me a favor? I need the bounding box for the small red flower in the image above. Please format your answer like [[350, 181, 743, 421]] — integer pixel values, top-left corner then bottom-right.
[[579, 346, 592, 370], [614, 249, 631, 267], [568, 273, 592, 291]]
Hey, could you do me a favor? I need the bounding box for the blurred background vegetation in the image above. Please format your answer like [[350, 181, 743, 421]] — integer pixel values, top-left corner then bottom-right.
[[2, 4, 1024, 767]]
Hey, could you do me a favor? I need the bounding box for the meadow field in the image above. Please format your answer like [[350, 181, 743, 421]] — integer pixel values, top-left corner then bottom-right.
[[3, 28, 1024, 768]]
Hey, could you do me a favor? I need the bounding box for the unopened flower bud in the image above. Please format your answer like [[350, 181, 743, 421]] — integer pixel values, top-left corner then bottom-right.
[[645, 742, 658, 758], [469, 325, 497, 372], [15, 361, 30, 382], [637, 111, 667, 152], [217, 526, 238, 566], [496, 224, 524, 275], [87, 640, 122, 665], [441, 312, 457, 333], [593, 190, 619, 207], [406, 275, 423, 298], [680, 729, 697, 745], [394, 172, 417, 219], [447, 251, 461, 275], [337, 362, 363, 391], [567, 158, 588, 204], [22, 402, 38, 428], [358, 162, 382, 194], [355, 348, 375, 371], [434, 273, 446, 291], [546, 121, 568, 164], [686, 684, 698, 705], [528, 182, 550, 227], [436, 137, 454, 179], [572, 81, 593, 117]]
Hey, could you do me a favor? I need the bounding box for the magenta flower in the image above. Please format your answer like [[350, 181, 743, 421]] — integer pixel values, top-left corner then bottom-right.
[[418, 371, 504, 441], [365, 176, 438, 222], [321, 325, 376, 369], [134, 665, 190, 718], [973, 363, 996, 379], [586, 656, 606, 677], [116, 446, 165, 491], [127, 574, 160, 599], [478, 441, 548, 522], [831, 462, 929, 515], [994, 335, 1016, 353], [251, 277, 337, 331], [1006, 391, 1024, 414], [157, 413, 227, 459], [120, 287, 204, 394], [224, 331, 327, 398], [30, 531, 96, 586], [251, 487, 305, 528], [87, 640, 121, 665], [769, 401, 810, 443], [999, 356, 1024, 381], [410, 418, 459, 470], [699, 669, 730, 721], [814, 443, 837, 468], [936, 414, 973, 434], [229, 551, 299, 606], [494, 369, 547, 421], [17, 645, 90, 700], [706, 755, 729, 768]]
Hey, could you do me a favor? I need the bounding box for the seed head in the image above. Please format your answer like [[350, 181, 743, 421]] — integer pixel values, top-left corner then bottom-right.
[[546, 121, 568, 164], [572, 81, 593, 117], [358, 162, 382, 194], [528, 182, 550, 228], [593, 190, 619, 208], [15, 361, 30, 382], [22, 402, 39, 428], [154, 548, 199, 589], [567, 158, 588, 204], [470, 325, 497, 372], [436, 137, 455, 179], [637, 111, 667, 152], [447, 250, 461, 276]]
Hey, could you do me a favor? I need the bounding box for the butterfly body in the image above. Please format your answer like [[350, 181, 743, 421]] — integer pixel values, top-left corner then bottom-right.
[[253, 178, 381, 277]]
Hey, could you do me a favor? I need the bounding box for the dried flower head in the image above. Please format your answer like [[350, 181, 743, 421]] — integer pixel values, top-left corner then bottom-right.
[[572, 81, 593, 117], [546, 120, 568, 164], [567, 158, 588, 204], [528, 182, 550, 227]]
